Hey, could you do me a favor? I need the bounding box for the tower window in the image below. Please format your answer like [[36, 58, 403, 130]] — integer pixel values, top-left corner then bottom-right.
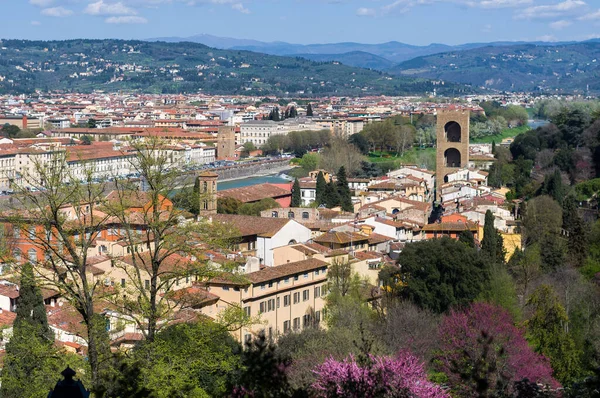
[[445, 121, 462, 142]]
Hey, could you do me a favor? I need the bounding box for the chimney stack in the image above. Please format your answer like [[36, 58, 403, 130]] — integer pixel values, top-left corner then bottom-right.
[[22, 115, 28, 130]]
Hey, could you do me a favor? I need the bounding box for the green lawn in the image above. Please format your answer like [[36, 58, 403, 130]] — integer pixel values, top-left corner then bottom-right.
[[471, 126, 531, 144], [368, 147, 437, 170]]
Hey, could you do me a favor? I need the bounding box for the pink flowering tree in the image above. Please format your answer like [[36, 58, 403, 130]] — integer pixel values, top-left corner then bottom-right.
[[311, 351, 449, 398], [437, 302, 560, 397]]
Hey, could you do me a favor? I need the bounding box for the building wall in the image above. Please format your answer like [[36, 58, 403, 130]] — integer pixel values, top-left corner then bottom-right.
[[256, 221, 311, 266]]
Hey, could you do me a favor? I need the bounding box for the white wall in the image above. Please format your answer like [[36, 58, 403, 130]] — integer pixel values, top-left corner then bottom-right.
[[257, 220, 311, 266]]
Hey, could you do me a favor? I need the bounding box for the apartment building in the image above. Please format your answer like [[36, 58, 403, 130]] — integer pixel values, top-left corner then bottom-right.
[[239, 119, 329, 147]]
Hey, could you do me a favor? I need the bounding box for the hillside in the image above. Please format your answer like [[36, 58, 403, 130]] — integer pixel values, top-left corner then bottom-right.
[[291, 51, 394, 70], [147, 34, 593, 68], [0, 39, 463, 96], [389, 42, 600, 93]]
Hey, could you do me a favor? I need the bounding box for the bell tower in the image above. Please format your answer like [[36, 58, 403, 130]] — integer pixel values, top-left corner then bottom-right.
[[197, 171, 218, 217], [436, 110, 470, 202]]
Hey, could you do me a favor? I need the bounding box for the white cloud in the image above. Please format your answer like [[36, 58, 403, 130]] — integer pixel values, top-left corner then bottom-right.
[[517, 0, 586, 20], [550, 19, 572, 29], [579, 9, 600, 20], [482, 23, 492, 32], [30, 20, 42, 26], [29, 0, 54, 6], [231, 2, 250, 13], [41, 6, 74, 17], [105, 15, 148, 23], [85, 1, 138, 15], [356, 7, 376, 16], [475, 0, 533, 8]]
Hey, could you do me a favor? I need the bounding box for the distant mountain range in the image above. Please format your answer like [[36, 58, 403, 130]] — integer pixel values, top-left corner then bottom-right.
[[147, 34, 597, 71], [389, 41, 600, 92]]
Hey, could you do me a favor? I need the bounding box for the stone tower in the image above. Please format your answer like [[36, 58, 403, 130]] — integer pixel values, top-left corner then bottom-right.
[[436, 110, 470, 202], [198, 171, 218, 217], [217, 126, 236, 160]]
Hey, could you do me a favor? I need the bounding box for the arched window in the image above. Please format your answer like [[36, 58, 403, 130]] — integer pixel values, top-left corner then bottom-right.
[[444, 148, 461, 168], [271, 211, 278, 218], [302, 212, 310, 219], [13, 249, 21, 262], [445, 121, 461, 142], [288, 211, 295, 219], [392, 208, 400, 215], [288, 239, 297, 245]]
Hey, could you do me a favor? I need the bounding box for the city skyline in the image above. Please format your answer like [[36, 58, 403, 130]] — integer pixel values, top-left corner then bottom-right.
[[0, 0, 598, 46]]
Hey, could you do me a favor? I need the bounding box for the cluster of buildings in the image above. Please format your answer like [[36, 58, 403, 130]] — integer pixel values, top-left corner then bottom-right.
[[0, 104, 524, 357]]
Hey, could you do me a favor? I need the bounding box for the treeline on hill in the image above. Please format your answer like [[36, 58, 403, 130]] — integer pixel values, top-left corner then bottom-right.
[[0, 39, 469, 96]]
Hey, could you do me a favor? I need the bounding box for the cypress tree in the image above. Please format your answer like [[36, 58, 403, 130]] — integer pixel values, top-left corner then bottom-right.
[[316, 171, 327, 206], [325, 180, 340, 209], [306, 103, 313, 117], [291, 178, 301, 207], [0, 263, 57, 397], [336, 166, 353, 212], [482, 210, 503, 264]]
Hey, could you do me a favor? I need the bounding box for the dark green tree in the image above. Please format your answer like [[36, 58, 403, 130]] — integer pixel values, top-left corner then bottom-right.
[[231, 331, 298, 397], [1, 123, 21, 138], [291, 178, 301, 207], [306, 103, 313, 117], [324, 180, 340, 208], [482, 210, 505, 264], [315, 171, 327, 206], [81, 135, 92, 145], [542, 170, 565, 205], [87, 118, 97, 128], [0, 263, 57, 397], [336, 166, 353, 212], [348, 133, 370, 155], [398, 237, 489, 313], [218, 197, 243, 214], [458, 229, 475, 248], [491, 140, 496, 154]]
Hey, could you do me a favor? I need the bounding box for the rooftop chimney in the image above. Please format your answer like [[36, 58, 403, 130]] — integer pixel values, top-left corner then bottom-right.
[[22, 115, 28, 130]]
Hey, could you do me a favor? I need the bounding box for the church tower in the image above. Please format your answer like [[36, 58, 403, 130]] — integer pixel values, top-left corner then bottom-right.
[[197, 171, 218, 217], [436, 110, 470, 202]]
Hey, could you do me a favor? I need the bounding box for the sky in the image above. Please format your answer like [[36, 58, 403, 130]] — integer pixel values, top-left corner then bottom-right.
[[0, 0, 599, 46]]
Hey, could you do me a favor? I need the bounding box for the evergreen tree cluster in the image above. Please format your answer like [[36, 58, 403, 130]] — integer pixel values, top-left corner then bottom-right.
[[315, 168, 353, 211]]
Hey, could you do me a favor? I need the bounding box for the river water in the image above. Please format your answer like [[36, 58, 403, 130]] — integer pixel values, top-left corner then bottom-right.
[[217, 174, 291, 191]]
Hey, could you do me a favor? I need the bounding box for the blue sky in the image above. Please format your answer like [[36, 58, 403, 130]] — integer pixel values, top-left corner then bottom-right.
[[1, 0, 599, 45]]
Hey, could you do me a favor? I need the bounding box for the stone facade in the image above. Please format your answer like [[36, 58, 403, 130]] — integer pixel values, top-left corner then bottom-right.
[[436, 110, 470, 201]]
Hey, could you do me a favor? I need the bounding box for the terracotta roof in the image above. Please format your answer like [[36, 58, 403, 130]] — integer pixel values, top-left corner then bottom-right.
[[0, 310, 16, 327], [423, 221, 478, 232], [246, 258, 327, 284], [0, 285, 19, 299], [367, 233, 392, 245], [211, 214, 291, 237], [353, 251, 383, 261], [313, 231, 369, 245], [217, 183, 290, 203]]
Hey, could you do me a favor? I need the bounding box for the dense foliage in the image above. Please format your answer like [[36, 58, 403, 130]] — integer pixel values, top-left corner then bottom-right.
[[0, 39, 466, 96]]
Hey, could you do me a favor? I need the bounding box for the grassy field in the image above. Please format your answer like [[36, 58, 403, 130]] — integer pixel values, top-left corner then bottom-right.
[[368, 147, 437, 170], [471, 126, 531, 144]]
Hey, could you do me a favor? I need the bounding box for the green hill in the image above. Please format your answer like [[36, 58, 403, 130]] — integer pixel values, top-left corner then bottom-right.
[[388, 42, 600, 93], [0, 39, 465, 96]]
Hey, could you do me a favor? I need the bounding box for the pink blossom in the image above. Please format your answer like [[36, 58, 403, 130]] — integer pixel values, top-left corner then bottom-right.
[[312, 351, 449, 398], [438, 302, 560, 396]]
